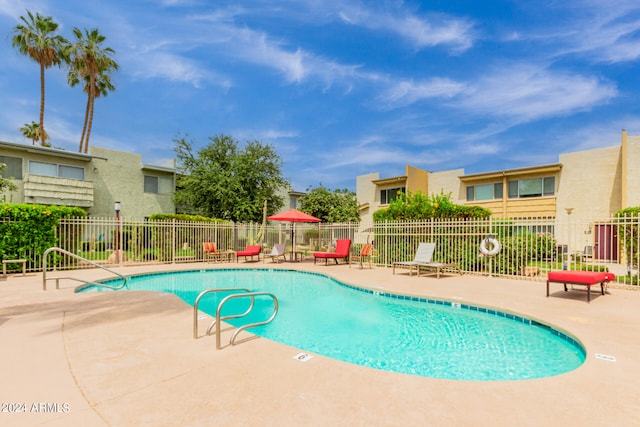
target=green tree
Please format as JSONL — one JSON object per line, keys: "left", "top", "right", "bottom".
{"left": 12, "top": 10, "right": 69, "bottom": 147}
{"left": 174, "top": 134, "right": 288, "bottom": 222}
{"left": 19, "top": 121, "right": 50, "bottom": 146}
{"left": 67, "top": 27, "right": 118, "bottom": 153}
{"left": 299, "top": 186, "right": 360, "bottom": 222}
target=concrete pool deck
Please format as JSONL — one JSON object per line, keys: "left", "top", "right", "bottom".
{"left": 1, "top": 262, "right": 639, "bottom": 426}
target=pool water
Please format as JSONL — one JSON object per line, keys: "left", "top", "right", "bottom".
{"left": 91, "top": 269, "right": 585, "bottom": 381}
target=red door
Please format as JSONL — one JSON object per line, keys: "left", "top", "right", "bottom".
{"left": 594, "top": 224, "right": 618, "bottom": 262}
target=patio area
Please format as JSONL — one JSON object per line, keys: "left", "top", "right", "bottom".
{"left": 1, "top": 261, "right": 639, "bottom": 426}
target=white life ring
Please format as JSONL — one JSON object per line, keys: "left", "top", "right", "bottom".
{"left": 480, "top": 237, "right": 501, "bottom": 256}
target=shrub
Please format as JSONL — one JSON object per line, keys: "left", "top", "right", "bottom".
{"left": 373, "top": 191, "right": 491, "bottom": 221}
{"left": 615, "top": 207, "right": 640, "bottom": 269}
{"left": 0, "top": 203, "right": 86, "bottom": 263}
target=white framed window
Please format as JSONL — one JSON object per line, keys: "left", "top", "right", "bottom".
{"left": 0, "top": 155, "right": 22, "bottom": 179}
{"left": 28, "top": 161, "right": 85, "bottom": 180}
{"left": 144, "top": 175, "right": 173, "bottom": 194}
{"left": 508, "top": 177, "right": 555, "bottom": 198}
{"left": 380, "top": 187, "right": 404, "bottom": 204}
{"left": 466, "top": 183, "right": 503, "bottom": 201}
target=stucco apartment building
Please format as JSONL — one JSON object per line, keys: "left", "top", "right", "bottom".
{"left": 357, "top": 130, "right": 640, "bottom": 223}
{"left": 0, "top": 141, "right": 175, "bottom": 218}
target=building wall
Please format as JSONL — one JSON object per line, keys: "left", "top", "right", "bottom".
{"left": 0, "top": 141, "right": 175, "bottom": 218}
{"left": 557, "top": 145, "right": 621, "bottom": 219}
{"left": 355, "top": 131, "right": 640, "bottom": 220}
{"left": 405, "top": 165, "right": 428, "bottom": 194}
{"left": 90, "top": 147, "right": 174, "bottom": 218}
{"left": 356, "top": 172, "right": 379, "bottom": 224}
{"left": 428, "top": 169, "right": 465, "bottom": 202}
{"left": 626, "top": 135, "right": 640, "bottom": 207}
{"left": 1, "top": 141, "right": 93, "bottom": 206}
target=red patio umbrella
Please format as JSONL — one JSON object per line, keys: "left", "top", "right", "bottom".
{"left": 267, "top": 209, "right": 321, "bottom": 223}
{"left": 267, "top": 209, "right": 320, "bottom": 260}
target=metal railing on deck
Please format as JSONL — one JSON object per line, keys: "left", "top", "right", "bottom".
{"left": 42, "top": 247, "right": 127, "bottom": 291}
{"left": 1, "top": 214, "right": 636, "bottom": 285}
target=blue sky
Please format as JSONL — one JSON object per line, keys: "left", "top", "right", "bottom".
{"left": 1, "top": 0, "right": 640, "bottom": 192}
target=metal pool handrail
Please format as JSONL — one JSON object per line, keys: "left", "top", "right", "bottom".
{"left": 42, "top": 247, "right": 128, "bottom": 291}
{"left": 215, "top": 292, "right": 279, "bottom": 350}
{"left": 193, "top": 288, "right": 251, "bottom": 339}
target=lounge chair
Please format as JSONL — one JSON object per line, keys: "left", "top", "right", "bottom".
{"left": 236, "top": 245, "right": 262, "bottom": 262}
{"left": 313, "top": 239, "right": 351, "bottom": 265}
{"left": 203, "top": 242, "right": 223, "bottom": 262}
{"left": 349, "top": 244, "right": 373, "bottom": 269}
{"left": 393, "top": 242, "right": 461, "bottom": 278}
{"left": 263, "top": 244, "right": 287, "bottom": 263}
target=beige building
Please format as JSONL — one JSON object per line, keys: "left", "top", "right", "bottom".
{"left": 0, "top": 141, "right": 175, "bottom": 218}
{"left": 357, "top": 130, "right": 640, "bottom": 223}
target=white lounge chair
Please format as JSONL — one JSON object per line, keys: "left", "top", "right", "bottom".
{"left": 263, "top": 244, "right": 287, "bottom": 263}
{"left": 393, "top": 242, "right": 461, "bottom": 278}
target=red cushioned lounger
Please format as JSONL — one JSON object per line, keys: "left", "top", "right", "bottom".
{"left": 546, "top": 271, "right": 615, "bottom": 302}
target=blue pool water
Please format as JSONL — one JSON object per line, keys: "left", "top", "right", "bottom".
{"left": 87, "top": 269, "right": 585, "bottom": 381}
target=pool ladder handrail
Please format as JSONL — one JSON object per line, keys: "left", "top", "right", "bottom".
{"left": 193, "top": 288, "right": 278, "bottom": 349}
{"left": 42, "top": 247, "right": 128, "bottom": 291}
{"left": 193, "top": 288, "right": 251, "bottom": 339}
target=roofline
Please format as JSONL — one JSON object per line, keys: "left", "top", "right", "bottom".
{"left": 142, "top": 164, "right": 176, "bottom": 173}
{"left": 0, "top": 140, "right": 93, "bottom": 162}
{"left": 372, "top": 176, "right": 407, "bottom": 185}
{"left": 459, "top": 164, "right": 563, "bottom": 182}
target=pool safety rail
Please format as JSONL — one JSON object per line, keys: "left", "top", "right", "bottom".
{"left": 42, "top": 247, "right": 128, "bottom": 291}
{"left": 193, "top": 288, "right": 279, "bottom": 349}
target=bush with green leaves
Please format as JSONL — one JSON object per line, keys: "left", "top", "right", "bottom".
{"left": 615, "top": 206, "right": 640, "bottom": 269}
{"left": 373, "top": 191, "right": 491, "bottom": 221}
{"left": 0, "top": 203, "right": 86, "bottom": 264}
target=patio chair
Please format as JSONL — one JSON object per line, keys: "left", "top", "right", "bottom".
{"left": 203, "top": 242, "right": 223, "bottom": 262}
{"left": 236, "top": 245, "right": 262, "bottom": 262}
{"left": 349, "top": 244, "right": 373, "bottom": 269}
{"left": 313, "top": 239, "right": 351, "bottom": 265}
{"left": 582, "top": 245, "right": 594, "bottom": 261}
{"left": 263, "top": 244, "right": 287, "bottom": 263}
{"left": 393, "top": 242, "right": 461, "bottom": 278}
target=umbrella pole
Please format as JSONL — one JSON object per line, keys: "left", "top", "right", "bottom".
{"left": 291, "top": 224, "right": 295, "bottom": 261}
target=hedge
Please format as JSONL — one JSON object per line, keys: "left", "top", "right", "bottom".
{"left": 0, "top": 203, "right": 86, "bottom": 264}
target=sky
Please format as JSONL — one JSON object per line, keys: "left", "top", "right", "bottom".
{"left": 1, "top": 0, "right": 640, "bottom": 192}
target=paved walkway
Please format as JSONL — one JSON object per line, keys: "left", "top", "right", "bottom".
{"left": 1, "top": 262, "right": 639, "bottom": 426}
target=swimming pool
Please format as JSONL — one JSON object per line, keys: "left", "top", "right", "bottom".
{"left": 86, "top": 268, "right": 586, "bottom": 381}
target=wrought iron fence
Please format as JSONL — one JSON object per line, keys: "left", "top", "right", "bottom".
{"left": 1, "top": 214, "right": 638, "bottom": 285}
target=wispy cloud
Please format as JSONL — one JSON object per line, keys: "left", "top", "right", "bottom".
{"left": 455, "top": 64, "right": 618, "bottom": 121}
{"left": 337, "top": 3, "right": 475, "bottom": 52}
{"left": 127, "top": 51, "right": 228, "bottom": 89}
{"left": 193, "top": 20, "right": 362, "bottom": 87}
{"left": 511, "top": 0, "right": 640, "bottom": 64}
{"left": 377, "top": 77, "right": 467, "bottom": 107}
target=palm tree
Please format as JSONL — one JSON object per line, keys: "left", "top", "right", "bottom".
{"left": 19, "top": 121, "right": 50, "bottom": 145}
{"left": 68, "top": 27, "right": 118, "bottom": 153}
{"left": 12, "top": 10, "right": 69, "bottom": 147}
{"left": 68, "top": 68, "right": 116, "bottom": 153}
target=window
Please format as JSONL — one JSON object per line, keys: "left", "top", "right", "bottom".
{"left": 59, "top": 165, "right": 84, "bottom": 180}
{"left": 380, "top": 187, "right": 404, "bottom": 204}
{"left": 466, "top": 183, "right": 503, "bottom": 201}
{"left": 0, "top": 155, "right": 22, "bottom": 179}
{"left": 28, "top": 161, "right": 85, "bottom": 180}
{"left": 508, "top": 177, "right": 555, "bottom": 198}
{"left": 144, "top": 175, "right": 173, "bottom": 194}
